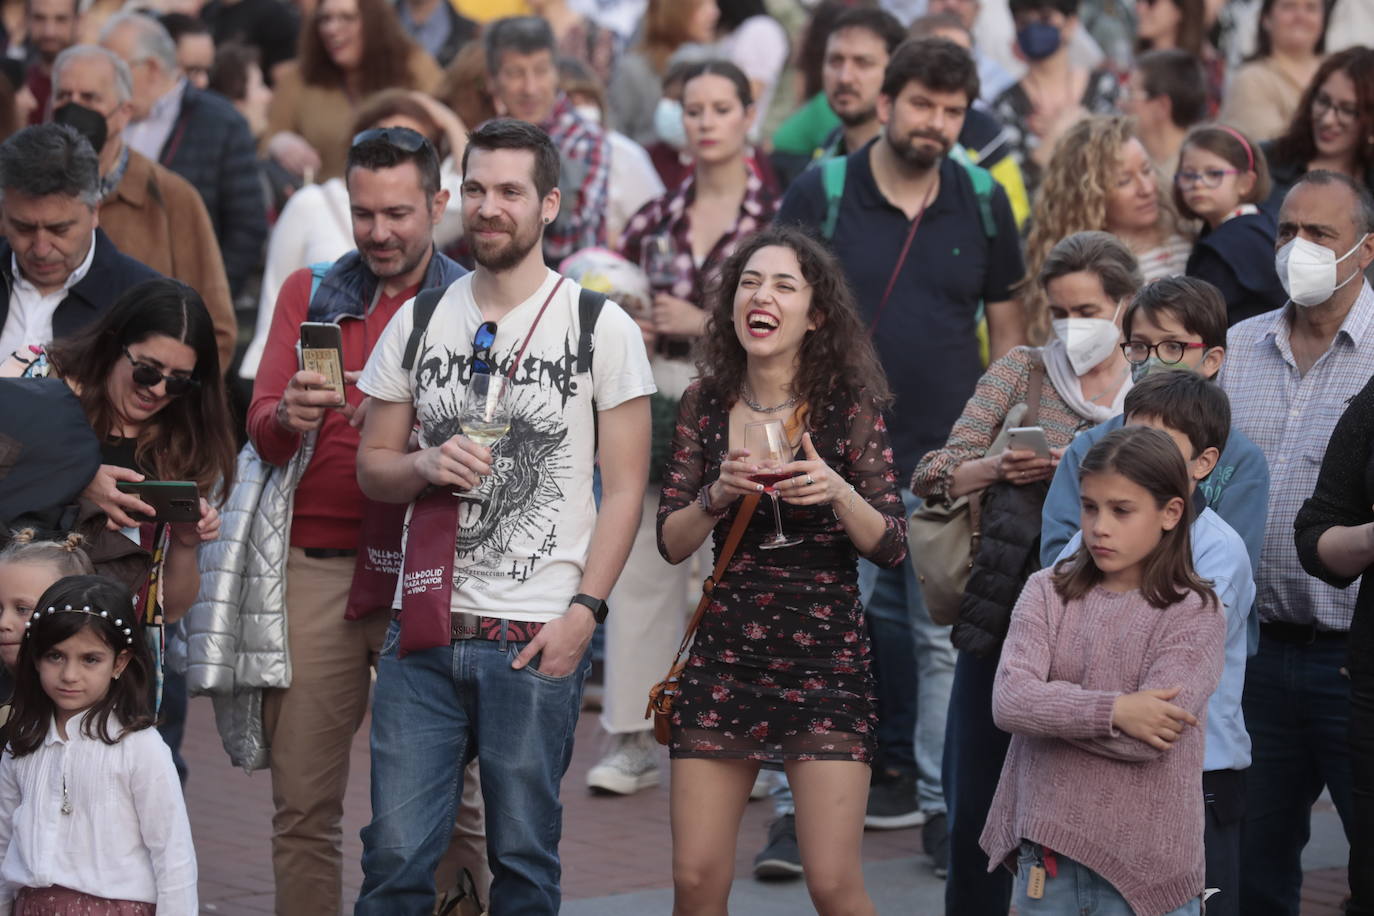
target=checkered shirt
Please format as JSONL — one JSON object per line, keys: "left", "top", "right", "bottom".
{"left": 541, "top": 93, "right": 610, "bottom": 264}
{"left": 1220, "top": 281, "right": 1374, "bottom": 629}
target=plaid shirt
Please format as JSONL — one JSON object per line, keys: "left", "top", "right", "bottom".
{"left": 1221, "top": 281, "right": 1374, "bottom": 630}
{"left": 618, "top": 164, "right": 777, "bottom": 307}
{"left": 541, "top": 93, "right": 610, "bottom": 264}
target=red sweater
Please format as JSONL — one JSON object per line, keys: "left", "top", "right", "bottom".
{"left": 247, "top": 267, "right": 418, "bottom": 549}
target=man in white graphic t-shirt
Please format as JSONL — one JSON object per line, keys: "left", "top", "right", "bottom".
{"left": 354, "top": 118, "right": 654, "bottom": 915}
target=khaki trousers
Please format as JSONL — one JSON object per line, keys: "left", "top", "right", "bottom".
{"left": 263, "top": 548, "right": 490, "bottom": 915}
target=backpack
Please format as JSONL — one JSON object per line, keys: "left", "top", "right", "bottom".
{"left": 818, "top": 147, "right": 999, "bottom": 242}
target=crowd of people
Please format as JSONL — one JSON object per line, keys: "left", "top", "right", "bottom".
{"left": 0, "top": 0, "right": 1369, "bottom": 913}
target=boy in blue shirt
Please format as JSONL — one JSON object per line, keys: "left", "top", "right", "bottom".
{"left": 1054, "top": 370, "right": 1256, "bottom": 916}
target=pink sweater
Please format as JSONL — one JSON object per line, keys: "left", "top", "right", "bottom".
{"left": 980, "top": 569, "right": 1225, "bottom": 916}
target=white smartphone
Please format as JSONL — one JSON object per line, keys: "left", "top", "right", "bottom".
{"left": 1005, "top": 426, "right": 1052, "bottom": 459}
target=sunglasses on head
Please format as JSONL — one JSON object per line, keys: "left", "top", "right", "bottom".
{"left": 123, "top": 348, "right": 198, "bottom": 397}
{"left": 471, "top": 321, "right": 497, "bottom": 376}
{"left": 351, "top": 126, "right": 432, "bottom": 154}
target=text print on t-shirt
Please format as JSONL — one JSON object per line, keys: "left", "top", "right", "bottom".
{"left": 413, "top": 334, "right": 584, "bottom": 586}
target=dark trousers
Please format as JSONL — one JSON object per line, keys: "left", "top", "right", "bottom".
{"left": 1351, "top": 669, "right": 1374, "bottom": 916}
{"left": 155, "top": 667, "right": 189, "bottom": 785}
{"left": 943, "top": 648, "right": 1013, "bottom": 915}
{"left": 1239, "top": 632, "right": 1354, "bottom": 915}
{"left": 1202, "top": 769, "right": 1245, "bottom": 916}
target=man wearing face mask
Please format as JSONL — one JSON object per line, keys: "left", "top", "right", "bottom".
{"left": 50, "top": 44, "right": 237, "bottom": 370}
{"left": 988, "top": 0, "right": 1122, "bottom": 200}
{"left": 1220, "top": 169, "right": 1374, "bottom": 913}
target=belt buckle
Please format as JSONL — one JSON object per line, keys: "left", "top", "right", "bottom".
{"left": 452, "top": 612, "right": 481, "bottom": 640}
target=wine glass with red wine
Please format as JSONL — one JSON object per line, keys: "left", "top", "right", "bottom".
{"left": 745, "top": 419, "right": 802, "bottom": 550}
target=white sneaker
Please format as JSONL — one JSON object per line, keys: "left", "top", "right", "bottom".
{"left": 586, "top": 731, "right": 661, "bottom": 795}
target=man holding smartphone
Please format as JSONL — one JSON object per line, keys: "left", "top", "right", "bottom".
{"left": 243, "top": 127, "right": 468, "bottom": 916}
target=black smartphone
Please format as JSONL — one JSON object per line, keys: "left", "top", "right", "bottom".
{"left": 300, "top": 321, "right": 345, "bottom": 402}
{"left": 115, "top": 480, "right": 201, "bottom": 524}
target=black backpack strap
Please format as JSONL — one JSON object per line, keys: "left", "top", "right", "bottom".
{"left": 401, "top": 287, "right": 447, "bottom": 372}
{"left": 577, "top": 288, "right": 607, "bottom": 375}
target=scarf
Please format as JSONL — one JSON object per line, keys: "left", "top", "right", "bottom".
{"left": 1043, "top": 337, "right": 1131, "bottom": 425}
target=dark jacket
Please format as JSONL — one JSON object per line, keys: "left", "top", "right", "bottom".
{"left": 951, "top": 480, "right": 1048, "bottom": 658}
{"left": 1261, "top": 140, "right": 1374, "bottom": 218}
{"left": 1186, "top": 210, "right": 1287, "bottom": 326}
{"left": 429, "top": 2, "right": 478, "bottom": 68}
{"left": 0, "top": 228, "right": 160, "bottom": 344}
{"left": 159, "top": 85, "right": 267, "bottom": 298}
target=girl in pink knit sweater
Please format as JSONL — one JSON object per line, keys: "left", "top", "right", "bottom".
{"left": 980, "top": 426, "right": 1226, "bottom": 916}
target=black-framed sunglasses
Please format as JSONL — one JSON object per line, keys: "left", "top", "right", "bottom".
{"left": 351, "top": 126, "right": 432, "bottom": 154}
{"left": 122, "top": 348, "right": 199, "bottom": 396}
{"left": 471, "top": 321, "right": 497, "bottom": 376}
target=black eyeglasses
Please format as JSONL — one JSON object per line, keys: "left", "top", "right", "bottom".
{"left": 471, "top": 321, "right": 497, "bottom": 375}
{"left": 1120, "top": 340, "right": 1207, "bottom": 365}
{"left": 351, "top": 126, "right": 432, "bottom": 154}
{"left": 122, "top": 348, "right": 199, "bottom": 396}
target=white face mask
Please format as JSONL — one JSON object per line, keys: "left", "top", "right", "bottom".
{"left": 574, "top": 104, "right": 602, "bottom": 125}
{"left": 653, "top": 97, "right": 687, "bottom": 150}
{"left": 1052, "top": 300, "right": 1123, "bottom": 375}
{"left": 1275, "top": 233, "right": 1370, "bottom": 308}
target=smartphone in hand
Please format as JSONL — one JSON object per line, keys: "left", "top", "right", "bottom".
{"left": 300, "top": 322, "right": 345, "bottom": 402}
{"left": 1005, "top": 426, "right": 1052, "bottom": 459}
{"left": 115, "top": 481, "right": 201, "bottom": 524}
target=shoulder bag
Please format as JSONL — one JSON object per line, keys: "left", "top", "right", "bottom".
{"left": 645, "top": 491, "right": 761, "bottom": 745}
{"left": 910, "top": 349, "right": 1044, "bottom": 626}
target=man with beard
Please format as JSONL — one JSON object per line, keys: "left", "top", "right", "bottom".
{"left": 354, "top": 118, "right": 653, "bottom": 915}
{"left": 776, "top": 36, "right": 1025, "bottom": 879}
{"left": 22, "top": 0, "right": 79, "bottom": 125}
{"left": 246, "top": 126, "right": 467, "bottom": 916}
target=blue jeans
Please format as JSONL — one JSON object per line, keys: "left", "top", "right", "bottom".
{"left": 944, "top": 649, "right": 1013, "bottom": 915}
{"left": 355, "top": 621, "right": 589, "bottom": 916}
{"left": 858, "top": 490, "right": 954, "bottom": 813}
{"left": 1013, "top": 842, "right": 1199, "bottom": 916}
{"left": 1239, "top": 632, "right": 1354, "bottom": 915}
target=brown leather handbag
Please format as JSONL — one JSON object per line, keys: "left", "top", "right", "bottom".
{"left": 646, "top": 492, "right": 762, "bottom": 746}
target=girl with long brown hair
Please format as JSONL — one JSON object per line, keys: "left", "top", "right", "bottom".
{"left": 982, "top": 425, "right": 1223, "bottom": 915}
{"left": 656, "top": 225, "right": 904, "bottom": 915}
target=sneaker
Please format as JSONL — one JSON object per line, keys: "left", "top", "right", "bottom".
{"left": 586, "top": 731, "right": 660, "bottom": 795}
{"left": 864, "top": 769, "right": 925, "bottom": 829}
{"left": 922, "top": 812, "right": 949, "bottom": 878}
{"left": 753, "top": 814, "right": 804, "bottom": 879}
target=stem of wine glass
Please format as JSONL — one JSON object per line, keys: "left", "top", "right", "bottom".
{"left": 768, "top": 491, "right": 788, "bottom": 541}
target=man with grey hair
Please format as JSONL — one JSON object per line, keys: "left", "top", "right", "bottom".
{"left": 100, "top": 11, "right": 266, "bottom": 300}
{"left": 0, "top": 124, "right": 158, "bottom": 363}
{"left": 51, "top": 43, "right": 236, "bottom": 368}
{"left": 483, "top": 16, "right": 608, "bottom": 264}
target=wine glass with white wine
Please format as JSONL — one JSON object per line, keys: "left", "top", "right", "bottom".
{"left": 456, "top": 372, "right": 512, "bottom": 503}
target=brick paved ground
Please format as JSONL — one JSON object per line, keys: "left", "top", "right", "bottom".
{"left": 183, "top": 695, "right": 1352, "bottom": 915}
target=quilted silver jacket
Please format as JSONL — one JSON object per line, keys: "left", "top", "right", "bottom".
{"left": 184, "top": 436, "right": 315, "bottom": 771}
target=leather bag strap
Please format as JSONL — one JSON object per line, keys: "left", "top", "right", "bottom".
{"left": 669, "top": 492, "right": 762, "bottom": 663}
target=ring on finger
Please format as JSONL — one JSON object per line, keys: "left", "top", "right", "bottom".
{"left": 805, "top": 475, "right": 814, "bottom": 486}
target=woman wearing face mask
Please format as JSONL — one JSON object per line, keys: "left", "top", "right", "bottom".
{"left": 990, "top": 0, "right": 1121, "bottom": 201}
{"left": 1021, "top": 115, "right": 1190, "bottom": 343}
{"left": 607, "top": 0, "right": 718, "bottom": 148}
{"left": 912, "top": 230, "right": 1142, "bottom": 913}
{"left": 1263, "top": 47, "right": 1374, "bottom": 220}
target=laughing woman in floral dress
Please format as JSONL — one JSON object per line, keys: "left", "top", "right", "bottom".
{"left": 656, "top": 225, "right": 907, "bottom": 916}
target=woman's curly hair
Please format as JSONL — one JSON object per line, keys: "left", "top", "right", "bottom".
{"left": 1019, "top": 114, "right": 1177, "bottom": 343}
{"left": 695, "top": 225, "right": 892, "bottom": 422}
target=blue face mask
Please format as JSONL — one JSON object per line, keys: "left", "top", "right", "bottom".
{"left": 1016, "top": 22, "right": 1062, "bottom": 61}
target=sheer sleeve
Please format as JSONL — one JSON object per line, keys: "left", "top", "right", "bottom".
{"left": 657, "top": 382, "right": 717, "bottom": 560}
{"left": 843, "top": 390, "right": 908, "bottom": 569}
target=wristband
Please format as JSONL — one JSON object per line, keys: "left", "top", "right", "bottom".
{"left": 698, "top": 480, "right": 730, "bottom": 517}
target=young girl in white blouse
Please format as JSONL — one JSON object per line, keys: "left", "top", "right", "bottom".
{"left": 0, "top": 574, "right": 196, "bottom": 915}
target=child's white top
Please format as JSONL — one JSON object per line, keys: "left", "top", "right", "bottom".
{"left": 0, "top": 712, "right": 197, "bottom": 914}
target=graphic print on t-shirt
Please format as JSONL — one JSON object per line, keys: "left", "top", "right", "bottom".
{"left": 414, "top": 336, "right": 580, "bottom": 589}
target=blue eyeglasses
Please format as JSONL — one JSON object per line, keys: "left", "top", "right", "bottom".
{"left": 471, "top": 321, "right": 497, "bottom": 375}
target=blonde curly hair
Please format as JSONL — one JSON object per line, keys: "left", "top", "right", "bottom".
{"left": 1019, "top": 114, "right": 1179, "bottom": 343}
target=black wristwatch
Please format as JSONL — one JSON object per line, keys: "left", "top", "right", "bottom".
{"left": 570, "top": 593, "right": 608, "bottom": 624}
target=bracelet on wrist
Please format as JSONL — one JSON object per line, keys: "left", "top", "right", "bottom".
{"left": 831, "top": 483, "right": 858, "bottom": 519}
{"left": 698, "top": 481, "right": 731, "bottom": 517}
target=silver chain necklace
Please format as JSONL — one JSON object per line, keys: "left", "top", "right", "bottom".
{"left": 741, "top": 382, "right": 800, "bottom": 414}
